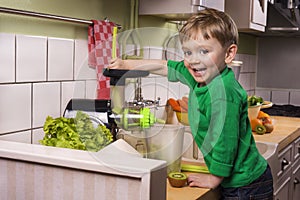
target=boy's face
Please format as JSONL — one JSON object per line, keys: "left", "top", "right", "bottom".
{"left": 182, "top": 33, "right": 236, "bottom": 85}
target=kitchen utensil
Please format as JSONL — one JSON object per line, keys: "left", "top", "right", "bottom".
{"left": 117, "top": 124, "right": 185, "bottom": 174}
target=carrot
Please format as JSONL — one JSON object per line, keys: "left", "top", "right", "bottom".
{"left": 177, "top": 99, "right": 188, "bottom": 112}
{"left": 167, "top": 98, "right": 181, "bottom": 112}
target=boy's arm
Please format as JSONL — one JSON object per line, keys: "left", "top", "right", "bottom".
{"left": 109, "top": 58, "right": 168, "bottom": 76}
{"left": 187, "top": 173, "right": 223, "bottom": 189}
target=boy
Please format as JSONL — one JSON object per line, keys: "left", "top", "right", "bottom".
{"left": 109, "top": 8, "right": 273, "bottom": 199}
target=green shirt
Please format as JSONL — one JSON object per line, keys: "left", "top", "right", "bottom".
{"left": 167, "top": 60, "right": 267, "bottom": 188}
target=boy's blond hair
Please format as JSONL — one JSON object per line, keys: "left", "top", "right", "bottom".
{"left": 179, "top": 8, "right": 239, "bottom": 48}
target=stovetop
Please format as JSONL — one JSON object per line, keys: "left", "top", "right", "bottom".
{"left": 263, "top": 104, "right": 300, "bottom": 118}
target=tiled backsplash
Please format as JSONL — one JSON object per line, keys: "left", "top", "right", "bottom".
{"left": 3, "top": 32, "right": 297, "bottom": 145}
{"left": 0, "top": 33, "right": 97, "bottom": 144}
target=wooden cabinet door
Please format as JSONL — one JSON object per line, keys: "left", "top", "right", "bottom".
{"left": 292, "top": 162, "right": 300, "bottom": 200}
{"left": 274, "top": 176, "right": 291, "bottom": 200}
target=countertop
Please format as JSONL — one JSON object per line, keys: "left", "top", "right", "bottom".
{"left": 167, "top": 116, "right": 300, "bottom": 200}
{"left": 0, "top": 139, "right": 166, "bottom": 178}
{"left": 252, "top": 116, "right": 300, "bottom": 151}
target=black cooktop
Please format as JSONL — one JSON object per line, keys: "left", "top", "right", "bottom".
{"left": 263, "top": 104, "right": 300, "bottom": 118}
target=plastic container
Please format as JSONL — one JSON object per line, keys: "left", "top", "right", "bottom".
{"left": 117, "top": 124, "right": 185, "bottom": 174}
{"left": 248, "top": 104, "right": 262, "bottom": 120}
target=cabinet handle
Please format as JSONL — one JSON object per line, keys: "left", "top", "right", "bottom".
{"left": 294, "top": 178, "right": 300, "bottom": 185}
{"left": 281, "top": 158, "right": 289, "bottom": 170}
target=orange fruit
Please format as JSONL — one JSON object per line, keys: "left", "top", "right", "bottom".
{"left": 250, "top": 118, "right": 263, "bottom": 132}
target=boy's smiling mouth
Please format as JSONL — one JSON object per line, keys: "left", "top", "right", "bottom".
{"left": 190, "top": 66, "right": 207, "bottom": 77}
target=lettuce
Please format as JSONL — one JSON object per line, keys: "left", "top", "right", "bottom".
{"left": 40, "top": 111, "right": 113, "bottom": 152}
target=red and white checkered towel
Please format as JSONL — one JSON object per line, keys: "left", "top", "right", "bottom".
{"left": 88, "top": 20, "right": 118, "bottom": 99}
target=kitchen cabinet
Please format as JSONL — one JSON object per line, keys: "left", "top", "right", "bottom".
{"left": 225, "top": 0, "right": 268, "bottom": 32}
{"left": 292, "top": 137, "right": 300, "bottom": 200}
{"left": 139, "top": 0, "right": 225, "bottom": 20}
{"left": 273, "top": 136, "right": 300, "bottom": 200}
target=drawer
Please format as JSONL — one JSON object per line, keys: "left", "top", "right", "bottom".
{"left": 293, "top": 137, "right": 300, "bottom": 162}
{"left": 277, "top": 144, "right": 292, "bottom": 180}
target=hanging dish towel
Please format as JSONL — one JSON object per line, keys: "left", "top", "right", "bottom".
{"left": 88, "top": 20, "right": 117, "bottom": 99}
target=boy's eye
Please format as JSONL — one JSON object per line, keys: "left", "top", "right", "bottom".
{"left": 200, "top": 49, "right": 209, "bottom": 55}
{"left": 184, "top": 51, "right": 192, "bottom": 56}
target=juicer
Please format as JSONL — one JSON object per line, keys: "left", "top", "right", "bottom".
{"left": 103, "top": 68, "right": 164, "bottom": 131}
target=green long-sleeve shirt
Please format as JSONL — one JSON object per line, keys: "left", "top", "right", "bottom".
{"left": 167, "top": 60, "right": 267, "bottom": 188}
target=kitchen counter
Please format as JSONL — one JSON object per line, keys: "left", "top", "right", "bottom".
{"left": 0, "top": 139, "right": 167, "bottom": 200}
{"left": 252, "top": 116, "right": 300, "bottom": 151}
{"left": 167, "top": 116, "right": 300, "bottom": 200}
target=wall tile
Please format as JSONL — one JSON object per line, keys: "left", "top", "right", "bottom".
{"left": 255, "top": 89, "right": 271, "bottom": 101}
{"left": 239, "top": 73, "right": 251, "bottom": 91}
{"left": 290, "top": 91, "right": 300, "bottom": 106}
{"left": 74, "top": 39, "right": 97, "bottom": 80}
{"left": 239, "top": 54, "right": 250, "bottom": 73}
{"left": 179, "top": 84, "right": 189, "bottom": 98}
{"left": 149, "top": 46, "right": 163, "bottom": 59}
{"left": 16, "top": 35, "right": 47, "bottom": 82}
{"left": 168, "top": 82, "right": 181, "bottom": 99}
{"left": 143, "top": 46, "right": 150, "bottom": 59}
{"left": 155, "top": 77, "right": 169, "bottom": 106}
{"left": 32, "top": 128, "right": 44, "bottom": 145}
{"left": 86, "top": 80, "right": 98, "bottom": 99}
{"left": 33, "top": 82, "right": 60, "bottom": 127}
{"left": 0, "top": 33, "right": 15, "bottom": 83}
{"left": 61, "top": 81, "right": 85, "bottom": 114}
{"left": 249, "top": 55, "right": 257, "bottom": 72}
{"left": 271, "top": 90, "right": 289, "bottom": 105}
{"left": 249, "top": 73, "right": 256, "bottom": 90}
{"left": 48, "top": 37, "right": 74, "bottom": 81}
{"left": 0, "top": 84, "right": 31, "bottom": 133}
{"left": 0, "top": 131, "right": 31, "bottom": 144}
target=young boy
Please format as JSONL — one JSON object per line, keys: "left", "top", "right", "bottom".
{"left": 109, "top": 8, "right": 273, "bottom": 199}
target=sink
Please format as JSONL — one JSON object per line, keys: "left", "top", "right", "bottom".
{"left": 255, "top": 141, "right": 278, "bottom": 161}
{"left": 182, "top": 131, "right": 278, "bottom": 163}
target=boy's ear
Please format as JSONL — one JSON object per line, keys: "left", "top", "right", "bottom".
{"left": 225, "top": 44, "right": 238, "bottom": 64}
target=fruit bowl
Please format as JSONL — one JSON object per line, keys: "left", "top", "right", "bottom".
{"left": 175, "top": 112, "right": 189, "bottom": 125}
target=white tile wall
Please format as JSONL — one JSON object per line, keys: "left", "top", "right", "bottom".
{"left": 85, "top": 80, "right": 98, "bottom": 99}
{"left": 0, "top": 33, "right": 97, "bottom": 142}
{"left": 255, "top": 89, "right": 272, "bottom": 101}
{"left": 48, "top": 37, "right": 74, "bottom": 81}
{"left": 0, "top": 131, "right": 31, "bottom": 143}
{"left": 271, "top": 90, "right": 290, "bottom": 105}
{"left": 16, "top": 35, "right": 47, "bottom": 82}
{"left": 61, "top": 81, "right": 85, "bottom": 114}
{"left": 32, "top": 128, "right": 44, "bottom": 144}
{"left": 33, "top": 82, "right": 61, "bottom": 127}
{"left": 148, "top": 46, "right": 163, "bottom": 59}
{"left": 0, "top": 84, "right": 31, "bottom": 133}
{"left": 0, "top": 33, "right": 15, "bottom": 83}
{"left": 290, "top": 91, "right": 300, "bottom": 106}
{"left": 74, "top": 39, "right": 97, "bottom": 80}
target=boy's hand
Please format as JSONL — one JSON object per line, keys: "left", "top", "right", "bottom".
{"left": 108, "top": 58, "right": 129, "bottom": 70}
